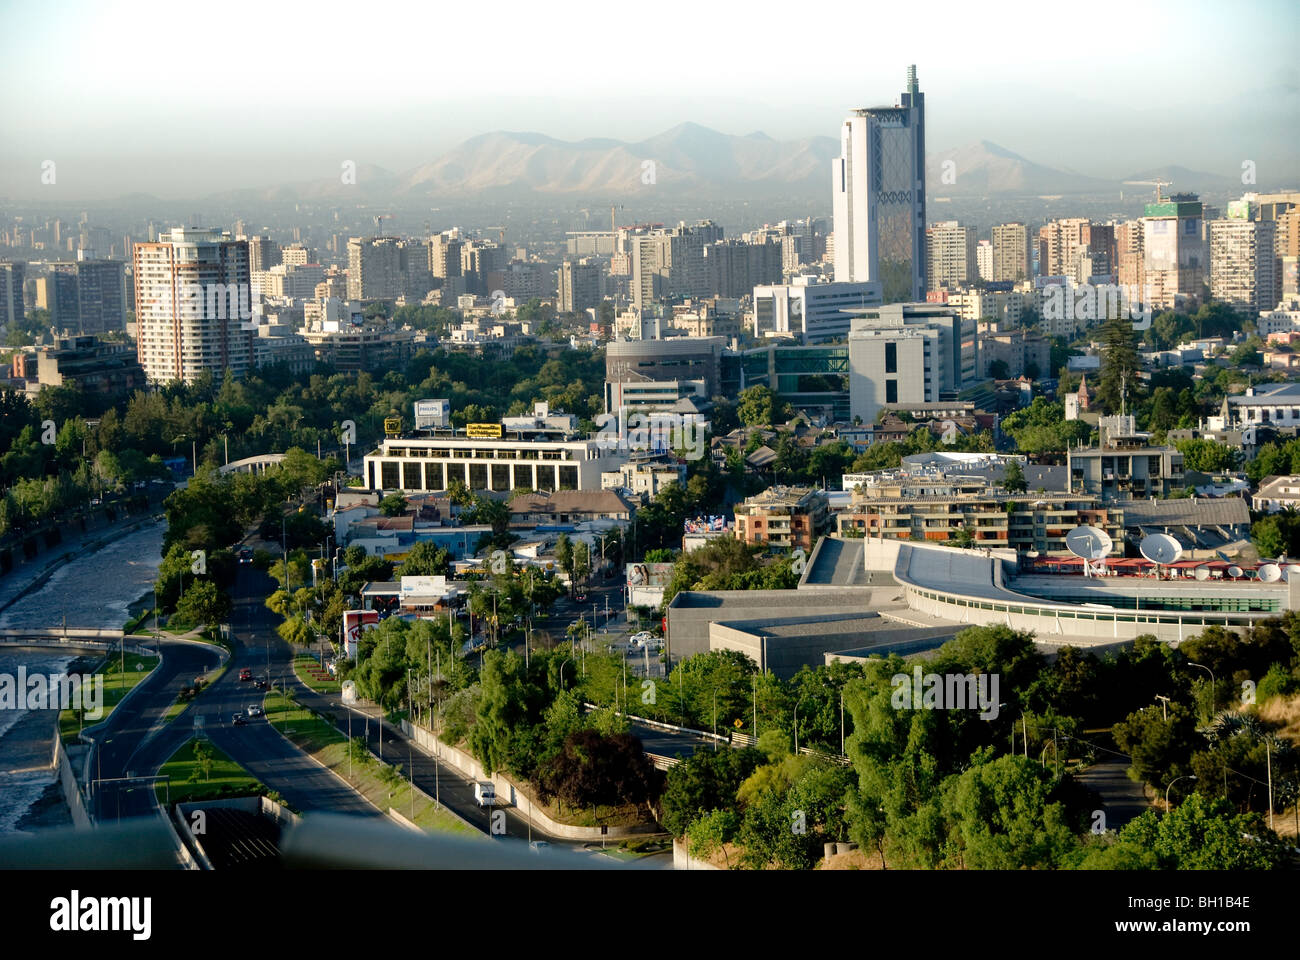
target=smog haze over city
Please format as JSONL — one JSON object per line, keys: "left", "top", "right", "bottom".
{"left": 0, "top": 0, "right": 1298, "bottom": 940}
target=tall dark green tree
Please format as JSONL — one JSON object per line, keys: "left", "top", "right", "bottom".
{"left": 1096, "top": 315, "right": 1142, "bottom": 415}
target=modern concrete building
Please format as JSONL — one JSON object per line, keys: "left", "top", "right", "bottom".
{"left": 835, "top": 481, "right": 1122, "bottom": 555}
{"left": 300, "top": 324, "right": 417, "bottom": 373}
{"left": 1066, "top": 416, "right": 1184, "bottom": 499}
{"left": 751, "top": 278, "right": 882, "bottom": 342}
{"left": 604, "top": 336, "right": 725, "bottom": 405}
{"left": 832, "top": 65, "right": 926, "bottom": 302}
{"left": 364, "top": 432, "right": 626, "bottom": 494}
{"left": 132, "top": 227, "right": 254, "bottom": 384}
{"left": 32, "top": 334, "right": 145, "bottom": 395}
{"left": 845, "top": 302, "right": 978, "bottom": 424}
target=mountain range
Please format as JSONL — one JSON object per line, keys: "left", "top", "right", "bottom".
{"left": 209, "top": 125, "right": 1244, "bottom": 205}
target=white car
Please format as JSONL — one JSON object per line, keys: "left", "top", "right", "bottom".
{"left": 629, "top": 632, "right": 653, "bottom": 647}
{"left": 247, "top": 705, "right": 263, "bottom": 717}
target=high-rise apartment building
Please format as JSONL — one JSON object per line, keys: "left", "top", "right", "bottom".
{"left": 0, "top": 262, "right": 26, "bottom": 329}
{"left": 558, "top": 259, "right": 604, "bottom": 314}
{"left": 832, "top": 65, "right": 927, "bottom": 302}
{"left": 704, "top": 238, "right": 783, "bottom": 299}
{"left": 133, "top": 227, "right": 254, "bottom": 384}
{"left": 925, "top": 221, "right": 977, "bottom": 291}
{"left": 1210, "top": 216, "right": 1277, "bottom": 316}
{"left": 1116, "top": 220, "right": 1144, "bottom": 292}
{"left": 631, "top": 222, "right": 716, "bottom": 309}
{"left": 990, "top": 222, "right": 1030, "bottom": 283}
{"left": 1142, "top": 194, "right": 1205, "bottom": 311}
{"left": 37, "top": 265, "right": 81, "bottom": 328}
{"left": 246, "top": 235, "right": 281, "bottom": 273}
{"left": 428, "top": 232, "right": 463, "bottom": 278}
{"left": 1037, "top": 218, "right": 1090, "bottom": 279}
{"left": 347, "top": 237, "right": 404, "bottom": 300}
{"left": 73, "top": 258, "right": 128, "bottom": 334}
{"left": 976, "top": 241, "right": 994, "bottom": 282}
{"left": 281, "top": 243, "right": 311, "bottom": 267}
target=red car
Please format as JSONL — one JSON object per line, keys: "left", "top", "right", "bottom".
{"left": 239, "top": 668, "right": 253, "bottom": 682}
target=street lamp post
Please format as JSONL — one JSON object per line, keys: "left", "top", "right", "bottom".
{"left": 1186, "top": 661, "right": 1216, "bottom": 711}
{"left": 1165, "top": 775, "right": 1197, "bottom": 810}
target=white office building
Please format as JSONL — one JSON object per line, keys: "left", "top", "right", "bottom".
{"left": 752, "top": 278, "right": 882, "bottom": 342}
{"left": 846, "top": 303, "right": 977, "bottom": 423}
{"left": 831, "top": 65, "right": 927, "bottom": 303}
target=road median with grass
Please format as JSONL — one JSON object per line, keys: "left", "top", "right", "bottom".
{"left": 58, "top": 651, "right": 159, "bottom": 744}
{"left": 153, "top": 737, "right": 273, "bottom": 808}
{"left": 264, "top": 688, "right": 476, "bottom": 837}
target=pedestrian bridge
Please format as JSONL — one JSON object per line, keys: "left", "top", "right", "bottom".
{"left": 0, "top": 628, "right": 155, "bottom": 655}
{"left": 219, "top": 454, "right": 286, "bottom": 475}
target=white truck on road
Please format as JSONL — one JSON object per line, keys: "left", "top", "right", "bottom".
{"left": 474, "top": 781, "right": 496, "bottom": 807}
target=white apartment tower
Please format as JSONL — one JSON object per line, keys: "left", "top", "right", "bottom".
{"left": 832, "top": 65, "right": 927, "bottom": 303}
{"left": 1210, "top": 216, "right": 1277, "bottom": 316}
{"left": 133, "top": 227, "right": 254, "bottom": 384}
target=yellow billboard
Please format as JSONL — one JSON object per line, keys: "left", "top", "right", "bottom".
{"left": 466, "top": 422, "right": 503, "bottom": 439}
{"left": 384, "top": 417, "right": 402, "bottom": 436}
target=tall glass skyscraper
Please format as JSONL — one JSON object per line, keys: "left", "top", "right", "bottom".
{"left": 832, "top": 65, "right": 927, "bottom": 303}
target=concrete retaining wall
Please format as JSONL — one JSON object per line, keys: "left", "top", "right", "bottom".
{"left": 54, "top": 739, "right": 92, "bottom": 831}
{"left": 400, "top": 719, "right": 658, "bottom": 840}
{"left": 673, "top": 838, "right": 722, "bottom": 870}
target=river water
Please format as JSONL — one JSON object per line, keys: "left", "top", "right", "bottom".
{"left": 0, "top": 522, "right": 166, "bottom": 834}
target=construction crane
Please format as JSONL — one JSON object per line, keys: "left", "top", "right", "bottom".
{"left": 1122, "top": 179, "right": 1172, "bottom": 203}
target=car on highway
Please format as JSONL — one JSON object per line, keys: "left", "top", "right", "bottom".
{"left": 238, "top": 547, "right": 254, "bottom": 564}
{"left": 232, "top": 713, "right": 246, "bottom": 725}
{"left": 247, "top": 705, "right": 263, "bottom": 717}
{"left": 254, "top": 678, "right": 268, "bottom": 689}
{"left": 629, "top": 632, "right": 654, "bottom": 646}
{"left": 474, "top": 781, "right": 496, "bottom": 807}
{"left": 239, "top": 668, "right": 253, "bottom": 682}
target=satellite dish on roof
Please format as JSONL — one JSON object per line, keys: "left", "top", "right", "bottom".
{"left": 1194, "top": 566, "right": 1210, "bottom": 581}
{"left": 1065, "top": 525, "right": 1112, "bottom": 561}
{"left": 1287, "top": 563, "right": 1300, "bottom": 581}
{"left": 1140, "top": 533, "right": 1183, "bottom": 566}
{"left": 1228, "top": 565, "right": 1243, "bottom": 579}
{"left": 1259, "top": 562, "right": 1282, "bottom": 583}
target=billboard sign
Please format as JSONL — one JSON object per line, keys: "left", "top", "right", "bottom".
{"left": 625, "top": 562, "right": 675, "bottom": 588}
{"left": 466, "top": 422, "right": 503, "bottom": 439}
{"left": 400, "top": 575, "right": 447, "bottom": 597}
{"left": 415, "top": 399, "right": 450, "bottom": 429}
{"left": 341, "top": 609, "right": 379, "bottom": 659}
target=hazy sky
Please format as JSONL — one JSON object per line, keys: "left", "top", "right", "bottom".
{"left": 1, "top": 0, "right": 1297, "bottom": 200}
